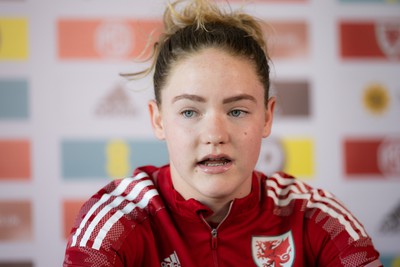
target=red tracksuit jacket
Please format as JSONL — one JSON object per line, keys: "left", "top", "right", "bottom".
{"left": 64, "top": 165, "right": 382, "bottom": 267}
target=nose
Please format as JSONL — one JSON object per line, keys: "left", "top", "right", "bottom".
{"left": 200, "top": 113, "right": 229, "bottom": 145}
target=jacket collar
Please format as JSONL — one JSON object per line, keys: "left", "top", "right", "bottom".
{"left": 145, "top": 165, "right": 263, "bottom": 222}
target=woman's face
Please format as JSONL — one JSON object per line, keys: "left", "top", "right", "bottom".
{"left": 149, "top": 48, "right": 275, "bottom": 205}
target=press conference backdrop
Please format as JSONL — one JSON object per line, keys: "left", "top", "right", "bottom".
{"left": 0, "top": 0, "right": 399, "bottom": 266}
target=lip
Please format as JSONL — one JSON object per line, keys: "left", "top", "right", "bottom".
{"left": 197, "top": 154, "right": 233, "bottom": 174}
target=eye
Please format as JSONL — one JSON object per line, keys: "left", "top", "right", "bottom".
{"left": 181, "top": 110, "right": 197, "bottom": 118}
{"left": 229, "top": 109, "right": 247, "bottom": 117}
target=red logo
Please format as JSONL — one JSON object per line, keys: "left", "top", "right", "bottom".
{"left": 252, "top": 231, "right": 294, "bottom": 267}
{"left": 340, "top": 19, "right": 400, "bottom": 60}
{"left": 0, "top": 140, "right": 31, "bottom": 180}
{"left": 344, "top": 137, "right": 400, "bottom": 178}
{"left": 376, "top": 20, "right": 400, "bottom": 60}
{"left": 58, "top": 19, "right": 162, "bottom": 60}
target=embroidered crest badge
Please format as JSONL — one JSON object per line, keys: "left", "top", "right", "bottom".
{"left": 252, "top": 231, "right": 295, "bottom": 267}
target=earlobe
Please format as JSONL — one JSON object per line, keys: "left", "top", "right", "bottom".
{"left": 148, "top": 100, "right": 166, "bottom": 140}
{"left": 263, "top": 97, "right": 275, "bottom": 138}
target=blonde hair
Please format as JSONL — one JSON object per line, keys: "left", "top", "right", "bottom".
{"left": 125, "top": 0, "right": 270, "bottom": 105}
{"left": 163, "top": 0, "right": 268, "bottom": 52}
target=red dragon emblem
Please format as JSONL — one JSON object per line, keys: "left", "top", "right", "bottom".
{"left": 252, "top": 232, "right": 294, "bottom": 267}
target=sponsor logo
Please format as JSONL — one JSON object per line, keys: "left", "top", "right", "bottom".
{"left": 380, "top": 200, "right": 400, "bottom": 234}
{"left": 378, "top": 138, "right": 400, "bottom": 176}
{"left": 257, "top": 138, "right": 285, "bottom": 176}
{"left": 106, "top": 140, "right": 131, "bottom": 178}
{"left": 63, "top": 200, "right": 85, "bottom": 239}
{"left": 282, "top": 138, "right": 314, "bottom": 178}
{"left": 263, "top": 21, "right": 309, "bottom": 60}
{"left": 271, "top": 81, "right": 311, "bottom": 118}
{"left": 362, "top": 83, "right": 390, "bottom": 115}
{"left": 58, "top": 19, "right": 162, "bottom": 60}
{"left": 95, "top": 84, "right": 135, "bottom": 117}
{"left": 340, "top": 19, "right": 400, "bottom": 60}
{"left": 62, "top": 139, "right": 168, "bottom": 180}
{"left": 376, "top": 20, "right": 400, "bottom": 59}
{"left": 95, "top": 20, "right": 133, "bottom": 58}
{"left": 0, "top": 18, "right": 28, "bottom": 60}
{"left": 257, "top": 137, "right": 314, "bottom": 179}
{"left": 0, "top": 80, "right": 29, "bottom": 119}
{"left": 0, "top": 140, "right": 30, "bottom": 180}
{"left": 0, "top": 201, "right": 32, "bottom": 241}
{"left": 252, "top": 231, "right": 295, "bottom": 267}
{"left": 344, "top": 137, "right": 400, "bottom": 177}
{"left": 161, "top": 251, "right": 181, "bottom": 267}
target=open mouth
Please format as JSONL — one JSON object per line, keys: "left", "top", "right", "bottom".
{"left": 198, "top": 157, "right": 232, "bottom": 167}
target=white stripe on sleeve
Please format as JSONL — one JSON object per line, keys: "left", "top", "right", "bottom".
{"left": 91, "top": 189, "right": 159, "bottom": 250}
{"left": 70, "top": 172, "right": 148, "bottom": 247}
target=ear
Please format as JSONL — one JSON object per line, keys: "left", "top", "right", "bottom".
{"left": 262, "top": 97, "right": 275, "bottom": 138}
{"left": 148, "top": 100, "right": 166, "bottom": 140}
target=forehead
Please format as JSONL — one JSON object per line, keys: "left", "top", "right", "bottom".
{"left": 162, "top": 48, "right": 263, "bottom": 101}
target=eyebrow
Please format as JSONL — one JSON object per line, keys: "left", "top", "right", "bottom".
{"left": 172, "top": 93, "right": 257, "bottom": 104}
{"left": 222, "top": 94, "right": 257, "bottom": 104}
{"left": 172, "top": 94, "right": 206, "bottom": 104}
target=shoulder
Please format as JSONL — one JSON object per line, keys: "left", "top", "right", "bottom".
{"left": 66, "top": 168, "right": 164, "bottom": 254}
{"left": 265, "top": 171, "right": 313, "bottom": 201}
{"left": 265, "top": 171, "right": 319, "bottom": 210}
{"left": 264, "top": 172, "right": 382, "bottom": 266}
{"left": 265, "top": 172, "right": 368, "bottom": 241}
{"left": 266, "top": 171, "right": 340, "bottom": 207}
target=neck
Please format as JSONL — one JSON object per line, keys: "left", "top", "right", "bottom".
{"left": 203, "top": 199, "right": 232, "bottom": 224}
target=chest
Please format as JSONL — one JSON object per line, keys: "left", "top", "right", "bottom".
{"left": 150, "top": 207, "right": 310, "bottom": 267}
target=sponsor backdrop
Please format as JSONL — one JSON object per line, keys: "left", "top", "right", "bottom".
{"left": 0, "top": 0, "right": 399, "bottom": 266}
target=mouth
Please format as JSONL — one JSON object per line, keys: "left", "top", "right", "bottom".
{"left": 197, "top": 155, "right": 233, "bottom": 168}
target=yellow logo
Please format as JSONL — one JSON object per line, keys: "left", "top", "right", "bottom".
{"left": 363, "top": 83, "right": 390, "bottom": 115}
{"left": 281, "top": 138, "right": 314, "bottom": 179}
{"left": 106, "top": 140, "right": 130, "bottom": 178}
{"left": 391, "top": 256, "right": 400, "bottom": 267}
{"left": 0, "top": 18, "right": 28, "bottom": 60}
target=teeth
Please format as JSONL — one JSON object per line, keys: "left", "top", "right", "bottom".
{"left": 204, "top": 162, "right": 226, "bottom": 167}
{"left": 201, "top": 158, "right": 230, "bottom": 167}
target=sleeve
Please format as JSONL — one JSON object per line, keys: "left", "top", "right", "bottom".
{"left": 63, "top": 226, "right": 146, "bottom": 267}
{"left": 304, "top": 189, "right": 382, "bottom": 267}
{"left": 63, "top": 246, "right": 123, "bottom": 267}
{"left": 62, "top": 179, "right": 149, "bottom": 267}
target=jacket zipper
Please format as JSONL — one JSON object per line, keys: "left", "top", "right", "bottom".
{"left": 211, "top": 228, "right": 219, "bottom": 266}
{"left": 201, "top": 202, "right": 234, "bottom": 267}
{"left": 211, "top": 228, "right": 218, "bottom": 249}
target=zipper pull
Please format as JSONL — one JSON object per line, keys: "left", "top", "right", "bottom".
{"left": 211, "top": 228, "right": 218, "bottom": 249}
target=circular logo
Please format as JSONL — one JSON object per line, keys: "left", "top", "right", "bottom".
{"left": 95, "top": 20, "right": 133, "bottom": 58}
{"left": 363, "top": 83, "right": 390, "bottom": 115}
{"left": 375, "top": 20, "right": 400, "bottom": 60}
{"left": 378, "top": 138, "right": 400, "bottom": 177}
{"left": 256, "top": 138, "right": 285, "bottom": 175}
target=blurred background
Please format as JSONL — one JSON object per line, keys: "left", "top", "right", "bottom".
{"left": 0, "top": 0, "right": 399, "bottom": 266}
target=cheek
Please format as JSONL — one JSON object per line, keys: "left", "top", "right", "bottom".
{"left": 164, "top": 121, "right": 195, "bottom": 149}
{"left": 171, "top": 118, "right": 199, "bottom": 139}
{"left": 163, "top": 116, "right": 186, "bottom": 137}
{"left": 243, "top": 120, "right": 265, "bottom": 139}
{"left": 239, "top": 127, "right": 263, "bottom": 153}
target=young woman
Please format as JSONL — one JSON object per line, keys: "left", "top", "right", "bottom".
{"left": 64, "top": 0, "right": 382, "bottom": 266}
